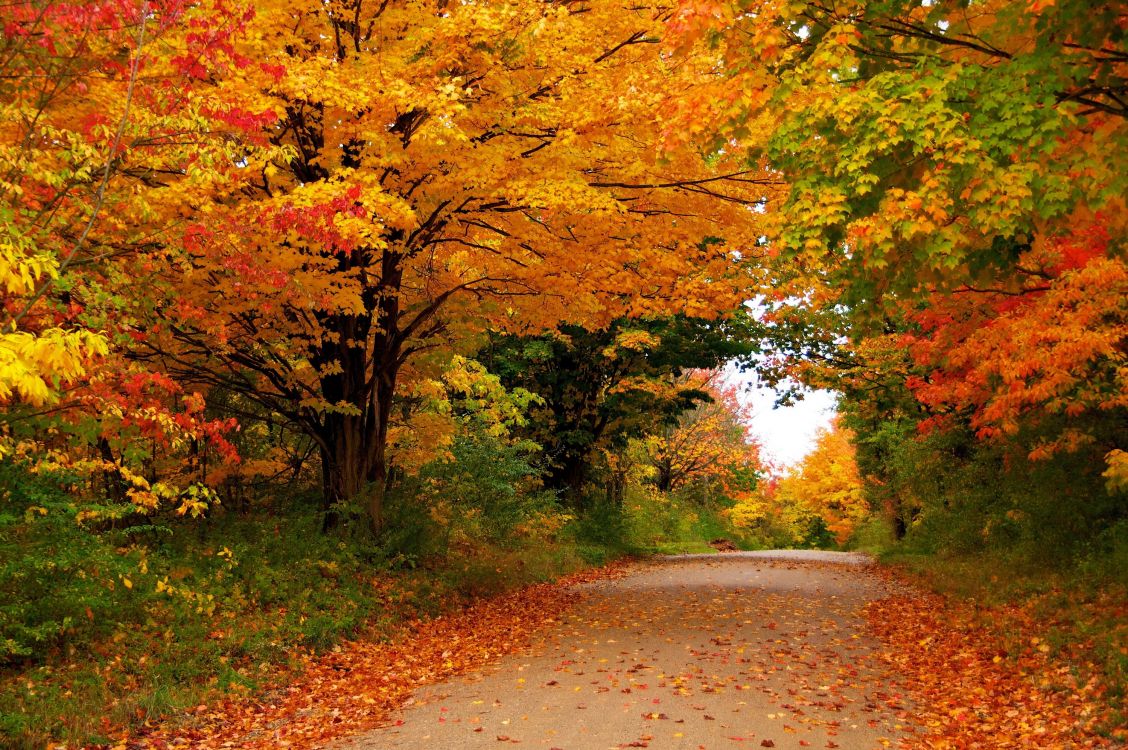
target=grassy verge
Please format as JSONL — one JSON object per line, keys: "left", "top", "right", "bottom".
{"left": 883, "top": 550, "right": 1126, "bottom": 730}
{"left": 0, "top": 507, "right": 622, "bottom": 749}
{"left": 865, "top": 529, "right": 1128, "bottom": 739}
{"left": 1, "top": 458, "right": 772, "bottom": 748}
{"left": 618, "top": 486, "right": 769, "bottom": 554}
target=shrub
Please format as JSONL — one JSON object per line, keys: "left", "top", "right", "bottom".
{"left": 0, "top": 464, "right": 142, "bottom": 663}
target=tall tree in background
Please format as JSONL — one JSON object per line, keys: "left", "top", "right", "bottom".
{"left": 648, "top": 370, "right": 761, "bottom": 495}
{"left": 776, "top": 422, "right": 868, "bottom": 545}
{"left": 482, "top": 315, "right": 759, "bottom": 503}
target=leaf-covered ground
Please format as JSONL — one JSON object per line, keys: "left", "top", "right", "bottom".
{"left": 866, "top": 571, "right": 1127, "bottom": 749}
{"left": 115, "top": 564, "right": 631, "bottom": 750}
{"left": 101, "top": 554, "right": 1125, "bottom": 750}
{"left": 342, "top": 551, "right": 911, "bottom": 750}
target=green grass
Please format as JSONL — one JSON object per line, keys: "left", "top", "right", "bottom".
{"left": 650, "top": 540, "right": 718, "bottom": 555}
{"left": 0, "top": 505, "right": 621, "bottom": 749}
{"left": 844, "top": 515, "right": 898, "bottom": 555}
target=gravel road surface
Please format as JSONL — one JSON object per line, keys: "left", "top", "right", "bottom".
{"left": 338, "top": 551, "right": 914, "bottom": 750}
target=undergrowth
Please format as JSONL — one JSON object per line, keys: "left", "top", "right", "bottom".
{"left": 862, "top": 516, "right": 1128, "bottom": 737}
{"left": 1, "top": 444, "right": 777, "bottom": 748}
{"left": 0, "top": 467, "right": 619, "bottom": 749}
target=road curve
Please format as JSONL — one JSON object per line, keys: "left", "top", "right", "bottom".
{"left": 337, "top": 551, "right": 914, "bottom": 750}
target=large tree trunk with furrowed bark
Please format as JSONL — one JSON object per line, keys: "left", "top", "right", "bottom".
{"left": 316, "top": 376, "right": 396, "bottom": 533}
{"left": 312, "top": 275, "right": 402, "bottom": 533}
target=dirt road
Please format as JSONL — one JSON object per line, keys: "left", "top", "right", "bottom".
{"left": 338, "top": 551, "right": 914, "bottom": 750}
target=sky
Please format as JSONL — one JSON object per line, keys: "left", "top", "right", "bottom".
{"left": 747, "top": 387, "right": 838, "bottom": 470}
{"left": 723, "top": 365, "right": 839, "bottom": 472}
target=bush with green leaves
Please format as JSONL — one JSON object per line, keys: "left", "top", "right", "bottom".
{"left": 0, "top": 463, "right": 144, "bottom": 663}
{"left": 422, "top": 432, "right": 558, "bottom": 546}
{"left": 861, "top": 417, "right": 1127, "bottom": 572}
{"left": 568, "top": 494, "right": 629, "bottom": 549}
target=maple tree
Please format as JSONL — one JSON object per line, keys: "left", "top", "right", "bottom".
{"left": 666, "top": 0, "right": 1127, "bottom": 508}
{"left": 903, "top": 218, "right": 1127, "bottom": 458}
{"left": 0, "top": 0, "right": 294, "bottom": 529}
{"left": 722, "top": 422, "right": 868, "bottom": 547}
{"left": 777, "top": 422, "right": 868, "bottom": 545}
{"left": 123, "top": 0, "right": 774, "bottom": 530}
{"left": 0, "top": 0, "right": 138, "bottom": 408}
{"left": 668, "top": 0, "right": 1125, "bottom": 295}
{"left": 646, "top": 370, "right": 761, "bottom": 495}
{"left": 0, "top": 0, "right": 271, "bottom": 383}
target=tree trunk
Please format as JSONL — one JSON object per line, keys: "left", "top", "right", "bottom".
{"left": 655, "top": 460, "right": 673, "bottom": 493}
{"left": 319, "top": 422, "right": 366, "bottom": 531}
{"left": 605, "top": 468, "right": 625, "bottom": 507}
{"left": 306, "top": 239, "right": 414, "bottom": 535}
{"left": 887, "top": 498, "right": 908, "bottom": 540}
{"left": 318, "top": 415, "right": 386, "bottom": 532}
{"left": 547, "top": 454, "right": 588, "bottom": 508}
{"left": 317, "top": 349, "right": 399, "bottom": 533}
{"left": 97, "top": 437, "right": 126, "bottom": 503}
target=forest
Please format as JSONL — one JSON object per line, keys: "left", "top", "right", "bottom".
{"left": 0, "top": 0, "right": 1124, "bottom": 747}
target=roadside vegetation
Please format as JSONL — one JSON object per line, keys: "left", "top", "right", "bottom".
{"left": 844, "top": 436, "right": 1128, "bottom": 739}
{"left": 0, "top": 358, "right": 782, "bottom": 747}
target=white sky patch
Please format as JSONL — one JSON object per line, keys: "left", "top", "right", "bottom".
{"left": 722, "top": 364, "right": 838, "bottom": 472}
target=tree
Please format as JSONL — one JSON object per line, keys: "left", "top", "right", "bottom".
{"left": 725, "top": 421, "right": 867, "bottom": 546}
{"left": 668, "top": 0, "right": 1125, "bottom": 297}
{"left": 130, "top": 0, "right": 774, "bottom": 530}
{"left": 0, "top": 0, "right": 273, "bottom": 497}
{"left": 648, "top": 370, "right": 761, "bottom": 495}
{"left": 481, "top": 314, "right": 759, "bottom": 503}
{"left": 904, "top": 218, "right": 1127, "bottom": 454}
{"left": 777, "top": 422, "right": 868, "bottom": 545}
{"left": 666, "top": 0, "right": 1127, "bottom": 488}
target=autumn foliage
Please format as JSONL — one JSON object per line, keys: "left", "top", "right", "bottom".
{"left": 1, "top": 0, "right": 1126, "bottom": 745}
{"left": 867, "top": 582, "right": 1123, "bottom": 748}
{"left": 126, "top": 0, "right": 773, "bottom": 530}
{"left": 727, "top": 423, "right": 868, "bottom": 547}
{"left": 904, "top": 217, "right": 1127, "bottom": 460}
{"left": 2, "top": 0, "right": 266, "bottom": 400}
{"left": 647, "top": 371, "right": 761, "bottom": 495}
{"left": 664, "top": 0, "right": 1126, "bottom": 540}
